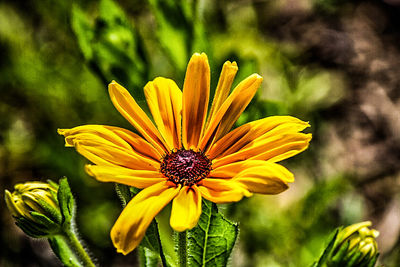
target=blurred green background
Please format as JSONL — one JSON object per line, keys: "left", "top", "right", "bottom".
{"left": 1, "top": 0, "right": 400, "bottom": 266}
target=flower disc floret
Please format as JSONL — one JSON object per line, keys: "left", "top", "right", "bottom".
{"left": 160, "top": 149, "right": 211, "bottom": 187}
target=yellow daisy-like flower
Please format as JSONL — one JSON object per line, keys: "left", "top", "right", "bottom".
{"left": 59, "top": 53, "right": 311, "bottom": 255}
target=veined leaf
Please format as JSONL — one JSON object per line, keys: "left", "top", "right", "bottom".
{"left": 182, "top": 199, "right": 238, "bottom": 267}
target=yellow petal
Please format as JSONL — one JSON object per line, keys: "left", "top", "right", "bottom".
{"left": 206, "top": 161, "right": 293, "bottom": 195}
{"left": 199, "top": 74, "right": 262, "bottom": 151}
{"left": 209, "top": 116, "right": 311, "bottom": 167}
{"left": 182, "top": 53, "right": 210, "bottom": 149}
{"left": 232, "top": 162, "right": 293, "bottom": 194}
{"left": 213, "top": 133, "right": 311, "bottom": 167}
{"left": 170, "top": 186, "right": 202, "bottom": 232}
{"left": 74, "top": 139, "right": 159, "bottom": 170}
{"left": 58, "top": 125, "right": 161, "bottom": 161}
{"left": 144, "top": 77, "right": 182, "bottom": 150}
{"left": 103, "top": 126, "right": 162, "bottom": 160}
{"left": 206, "top": 61, "right": 238, "bottom": 128}
{"left": 111, "top": 182, "right": 180, "bottom": 255}
{"left": 85, "top": 165, "right": 165, "bottom": 188}
{"left": 209, "top": 159, "right": 290, "bottom": 179}
{"left": 5, "top": 190, "right": 23, "bottom": 217}
{"left": 250, "top": 134, "right": 312, "bottom": 163}
{"left": 198, "top": 178, "right": 252, "bottom": 204}
{"left": 108, "top": 81, "right": 168, "bottom": 154}
{"left": 208, "top": 116, "right": 309, "bottom": 159}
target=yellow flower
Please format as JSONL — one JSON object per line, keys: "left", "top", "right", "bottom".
{"left": 59, "top": 53, "right": 311, "bottom": 255}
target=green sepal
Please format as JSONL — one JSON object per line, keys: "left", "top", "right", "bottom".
{"left": 29, "top": 211, "right": 61, "bottom": 234}
{"left": 182, "top": 199, "right": 238, "bottom": 267}
{"left": 36, "top": 197, "right": 62, "bottom": 224}
{"left": 312, "top": 226, "right": 379, "bottom": 267}
{"left": 57, "top": 177, "right": 75, "bottom": 226}
{"left": 367, "top": 253, "right": 379, "bottom": 267}
{"left": 313, "top": 229, "right": 339, "bottom": 267}
{"left": 114, "top": 183, "right": 132, "bottom": 208}
{"left": 15, "top": 216, "right": 48, "bottom": 238}
{"left": 331, "top": 239, "right": 350, "bottom": 264}
{"left": 48, "top": 235, "right": 82, "bottom": 267}
{"left": 347, "top": 250, "right": 364, "bottom": 266}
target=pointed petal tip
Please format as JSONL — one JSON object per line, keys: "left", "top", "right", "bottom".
{"left": 84, "top": 164, "right": 94, "bottom": 176}
{"left": 108, "top": 80, "right": 125, "bottom": 93}
{"left": 57, "top": 128, "right": 66, "bottom": 135}
{"left": 4, "top": 189, "right": 11, "bottom": 199}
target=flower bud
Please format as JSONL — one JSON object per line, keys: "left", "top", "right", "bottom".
{"left": 313, "top": 221, "right": 379, "bottom": 267}
{"left": 5, "top": 181, "right": 63, "bottom": 238}
{"left": 331, "top": 221, "right": 379, "bottom": 266}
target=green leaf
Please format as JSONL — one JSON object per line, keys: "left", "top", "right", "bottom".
{"left": 147, "top": 0, "right": 191, "bottom": 71}
{"left": 48, "top": 235, "right": 82, "bottom": 267}
{"left": 139, "top": 246, "right": 160, "bottom": 267}
{"left": 71, "top": 4, "right": 94, "bottom": 60}
{"left": 57, "top": 177, "right": 75, "bottom": 225}
{"left": 70, "top": 0, "right": 147, "bottom": 103}
{"left": 182, "top": 199, "right": 238, "bottom": 267}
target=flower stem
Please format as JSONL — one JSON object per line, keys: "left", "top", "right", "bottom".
{"left": 64, "top": 229, "right": 95, "bottom": 267}
{"left": 177, "top": 231, "right": 187, "bottom": 267}
{"left": 155, "top": 222, "right": 168, "bottom": 267}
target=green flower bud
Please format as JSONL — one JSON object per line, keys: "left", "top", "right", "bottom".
{"left": 5, "top": 181, "right": 63, "bottom": 238}
{"left": 339, "top": 222, "right": 378, "bottom": 254}
{"left": 313, "top": 221, "right": 379, "bottom": 267}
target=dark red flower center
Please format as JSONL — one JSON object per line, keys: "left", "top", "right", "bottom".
{"left": 160, "top": 149, "right": 211, "bottom": 187}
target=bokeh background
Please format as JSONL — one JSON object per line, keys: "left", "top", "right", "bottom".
{"left": 1, "top": 0, "right": 400, "bottom": 266}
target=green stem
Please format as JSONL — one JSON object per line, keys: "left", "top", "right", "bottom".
{"left": 177, "top": 231, "right": 187, "bottom": 267}
{"left": 64, "top": 229, "right": 95, "bottom": 267}
{"left": 155, "top": 222, "right": 167, "bottom": 267}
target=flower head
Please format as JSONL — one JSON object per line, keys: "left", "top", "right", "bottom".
{"left": 59, "top": 53, "right": 311, "bottom": 254}
{"left": 5, "top": 181, "right": 62, "bottom": 237}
